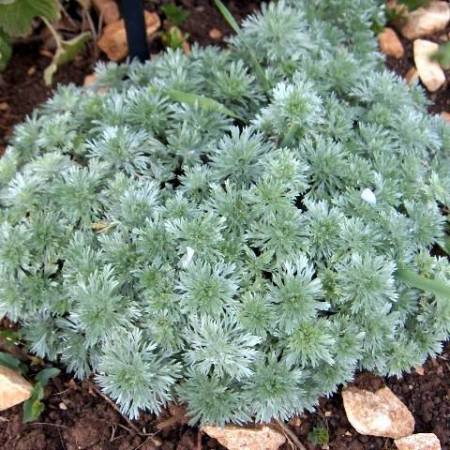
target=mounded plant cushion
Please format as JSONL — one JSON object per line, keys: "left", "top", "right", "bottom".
{"left": 1, "top": 0, "right": 450, "bottom": 424}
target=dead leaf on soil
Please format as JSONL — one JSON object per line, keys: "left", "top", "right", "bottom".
{"left": 44, "top": 32, "right": 91, "bottom": 86}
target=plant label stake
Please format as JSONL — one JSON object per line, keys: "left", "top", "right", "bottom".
{"left": 120, "top": 0, "right": 149, "bottom": 62}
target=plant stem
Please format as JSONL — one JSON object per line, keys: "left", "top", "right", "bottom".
{"left": 41, "top": 16, "right": 62, "bottom": 48}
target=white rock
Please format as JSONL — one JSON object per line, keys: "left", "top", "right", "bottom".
{"left": 361, "top": 188, "right": 377, "bottom": 205}
{"left": 378, "top": 28, "right": 405, "bottom": 58}
{"left": 202, "top": 425, "right": 286, "bottom": 450}
{"left": 395, "top": 433, "right": 441, "bottom": 450}
{"left": 400, "top": 1, "right": 450, "bottom": 40}
{"left": 180, "top": 246, "right": 195, "bottom": 268}
{"left": 413, "top": 39, "right": 446, "bottom": 92}
{"left": 342, "top": 386, "right": 415, "bottom": 439}
{"left": 0, "top": 365, "right": 33, "bottom": 411}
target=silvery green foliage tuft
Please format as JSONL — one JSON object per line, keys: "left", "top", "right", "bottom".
{"left": 1, "top": 0, "right": 450, "bottom": 425}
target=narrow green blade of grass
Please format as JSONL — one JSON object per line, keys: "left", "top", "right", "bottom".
{"left": 213, "top": 0, "right": 270, "bottom": 92}
{"left": 397, "top": 268, "right": 450, "bottom": 299}
{"left": 213, "top": 0, "right": 240, "bottom": 34}
{"left": 167, "top": 89, "right": 241, "bottom": 119}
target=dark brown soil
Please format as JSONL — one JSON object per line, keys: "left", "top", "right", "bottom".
{"left": 148, "top": 0, "right": 260, "bottom": 46}
{"left": 0, "top": 344, "right": 448, "bottom": 450}
{"left": 1, "top": 1, "right": 450, "bottom": 449}
{"left": 0, "top": 42, "right": 95, "bottom": 157}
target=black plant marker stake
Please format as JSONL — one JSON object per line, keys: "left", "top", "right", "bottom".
{"left": 120, "top": 0, "right": 149, "bottom": 62}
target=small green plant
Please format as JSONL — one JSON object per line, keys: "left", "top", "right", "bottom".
{"left": 0, "top": 350, "right": 28, "bottom": 374}
{"left": 308, "top": 425, "right": 330, "bottom": 448}
{"left": 386, "top": 0, "right": 430, "bottom": 24}
{"left": 23, "top": 366, "right": 60, "bottom": 422}
{"left": 41, "top": 16, "right": 91, "bottom": 85}
{"left": 0, "top": 349, "right": 60, "bottom": 422}
{"left": 1, "top": 0, "right": 449, "bottom": 427}
{"left": 432, "top": 41, "right": 450, "bottom": 69}
{"left": 0, "top": 0, "right": 90, "bottom": 84}
{"left": 161, "top": 3, "right": 190, "bottom": 27}
{"left": 161, "top": 2, "right": 190, "bottom": 50}
{"left": 161, "top": 26, "right": 189, "bottom": 50}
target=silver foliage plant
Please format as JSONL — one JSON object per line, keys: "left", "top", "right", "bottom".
{"left": 1, "top": 0, "right": 450, "bottom": 424}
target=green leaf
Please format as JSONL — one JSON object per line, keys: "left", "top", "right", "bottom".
{"left": 0, "top": 329, "right": 22, "bottom": 344}
{"left": 432, "top": 41, "right": 450, "bottom": 69}
{"left": 0, "top": 352, "right": 24, "bottom": 373}
{"left": 23, "top": 399, "right": 45, "bottom": 422}
{"left": 0, "top": 30, "right": 12, "bottom": 71}
{"left": 396, "top": 268, "right": 450, "bottom": 299}
{"left": 161, "top": 3, "right": 190, "bottom": 27}
{"left": 161, "top": 26, "right": 188, "bottom": 50}
{"left": 23, "top": 383, "right": 45, "bottom": 422}
{"left": 167, "top": 89, "right": 242, "bottom": 119}
{"left": 213, "top": 0, "right": 240, "bottom": 34}
{"left": 35, "top": 367, "right": 60, "bottom": 387}
{"left": 44, "top": 31, "right": 91, "bottom": 86}
{"left": 0, "top": 0, "right": 60, "bottom": 37}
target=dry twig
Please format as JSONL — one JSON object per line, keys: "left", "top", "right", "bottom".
{"left": 274, "top": 419, "right": 307, "bottom": 450}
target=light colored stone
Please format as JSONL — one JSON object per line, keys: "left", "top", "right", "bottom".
{"left": 83, "top": 73, "right": 97, "bottom": 87}
{"left": 202, "top": 425, "right": 286, "bottom": 450}
{"left": 97, "top": 11, "right": 161, "bottom": 61}
{"left": 378, "top": 28, "right": 405, "bottom": 58}
{"left": 209, "top": 28, "right": 223, "bottom": 40}
{"left": 441, "top": 111, "right": 450, "bottom": 123}
{"left": 413, "top": 39, "right": 446, "bottom": 92}
{"left": 405, "top": 67, "right": 419, "bottom": 85}
{"left": 342, "top": 386, "right": 414, "bottom": 439}
{"left": 361, "top": 188, "right": 377, "bottom": 205}
{"left": 0, "top": 365, "right": 33, "bottom": 411}
{"left": 400, "top": 1, "right": 450, "bottom": 40}
{"left": 395, "top": 433, "right": 441, "bottom": 450}
{"left": 93, "top": 0, "right": 120, "bottom": 25}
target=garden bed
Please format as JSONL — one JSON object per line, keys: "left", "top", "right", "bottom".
{"left": 0, "top": 329, "right": 448, "bottom": 450}
{"left": 0, "top": 1, "right": 449, "bottom": 450}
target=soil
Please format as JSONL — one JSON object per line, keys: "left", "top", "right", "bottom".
{"left": 0, "top": 41, "right": 95, "bottom": 156}
{"left": 0, "top": 342, "right": 448, "bottom": 450}
{"left": 0, "top": 1, "right": 449, "bottom": 449}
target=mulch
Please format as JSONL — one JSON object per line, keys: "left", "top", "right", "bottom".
{"left": 0, "top": 1, "right": 449, "bottom": 449}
